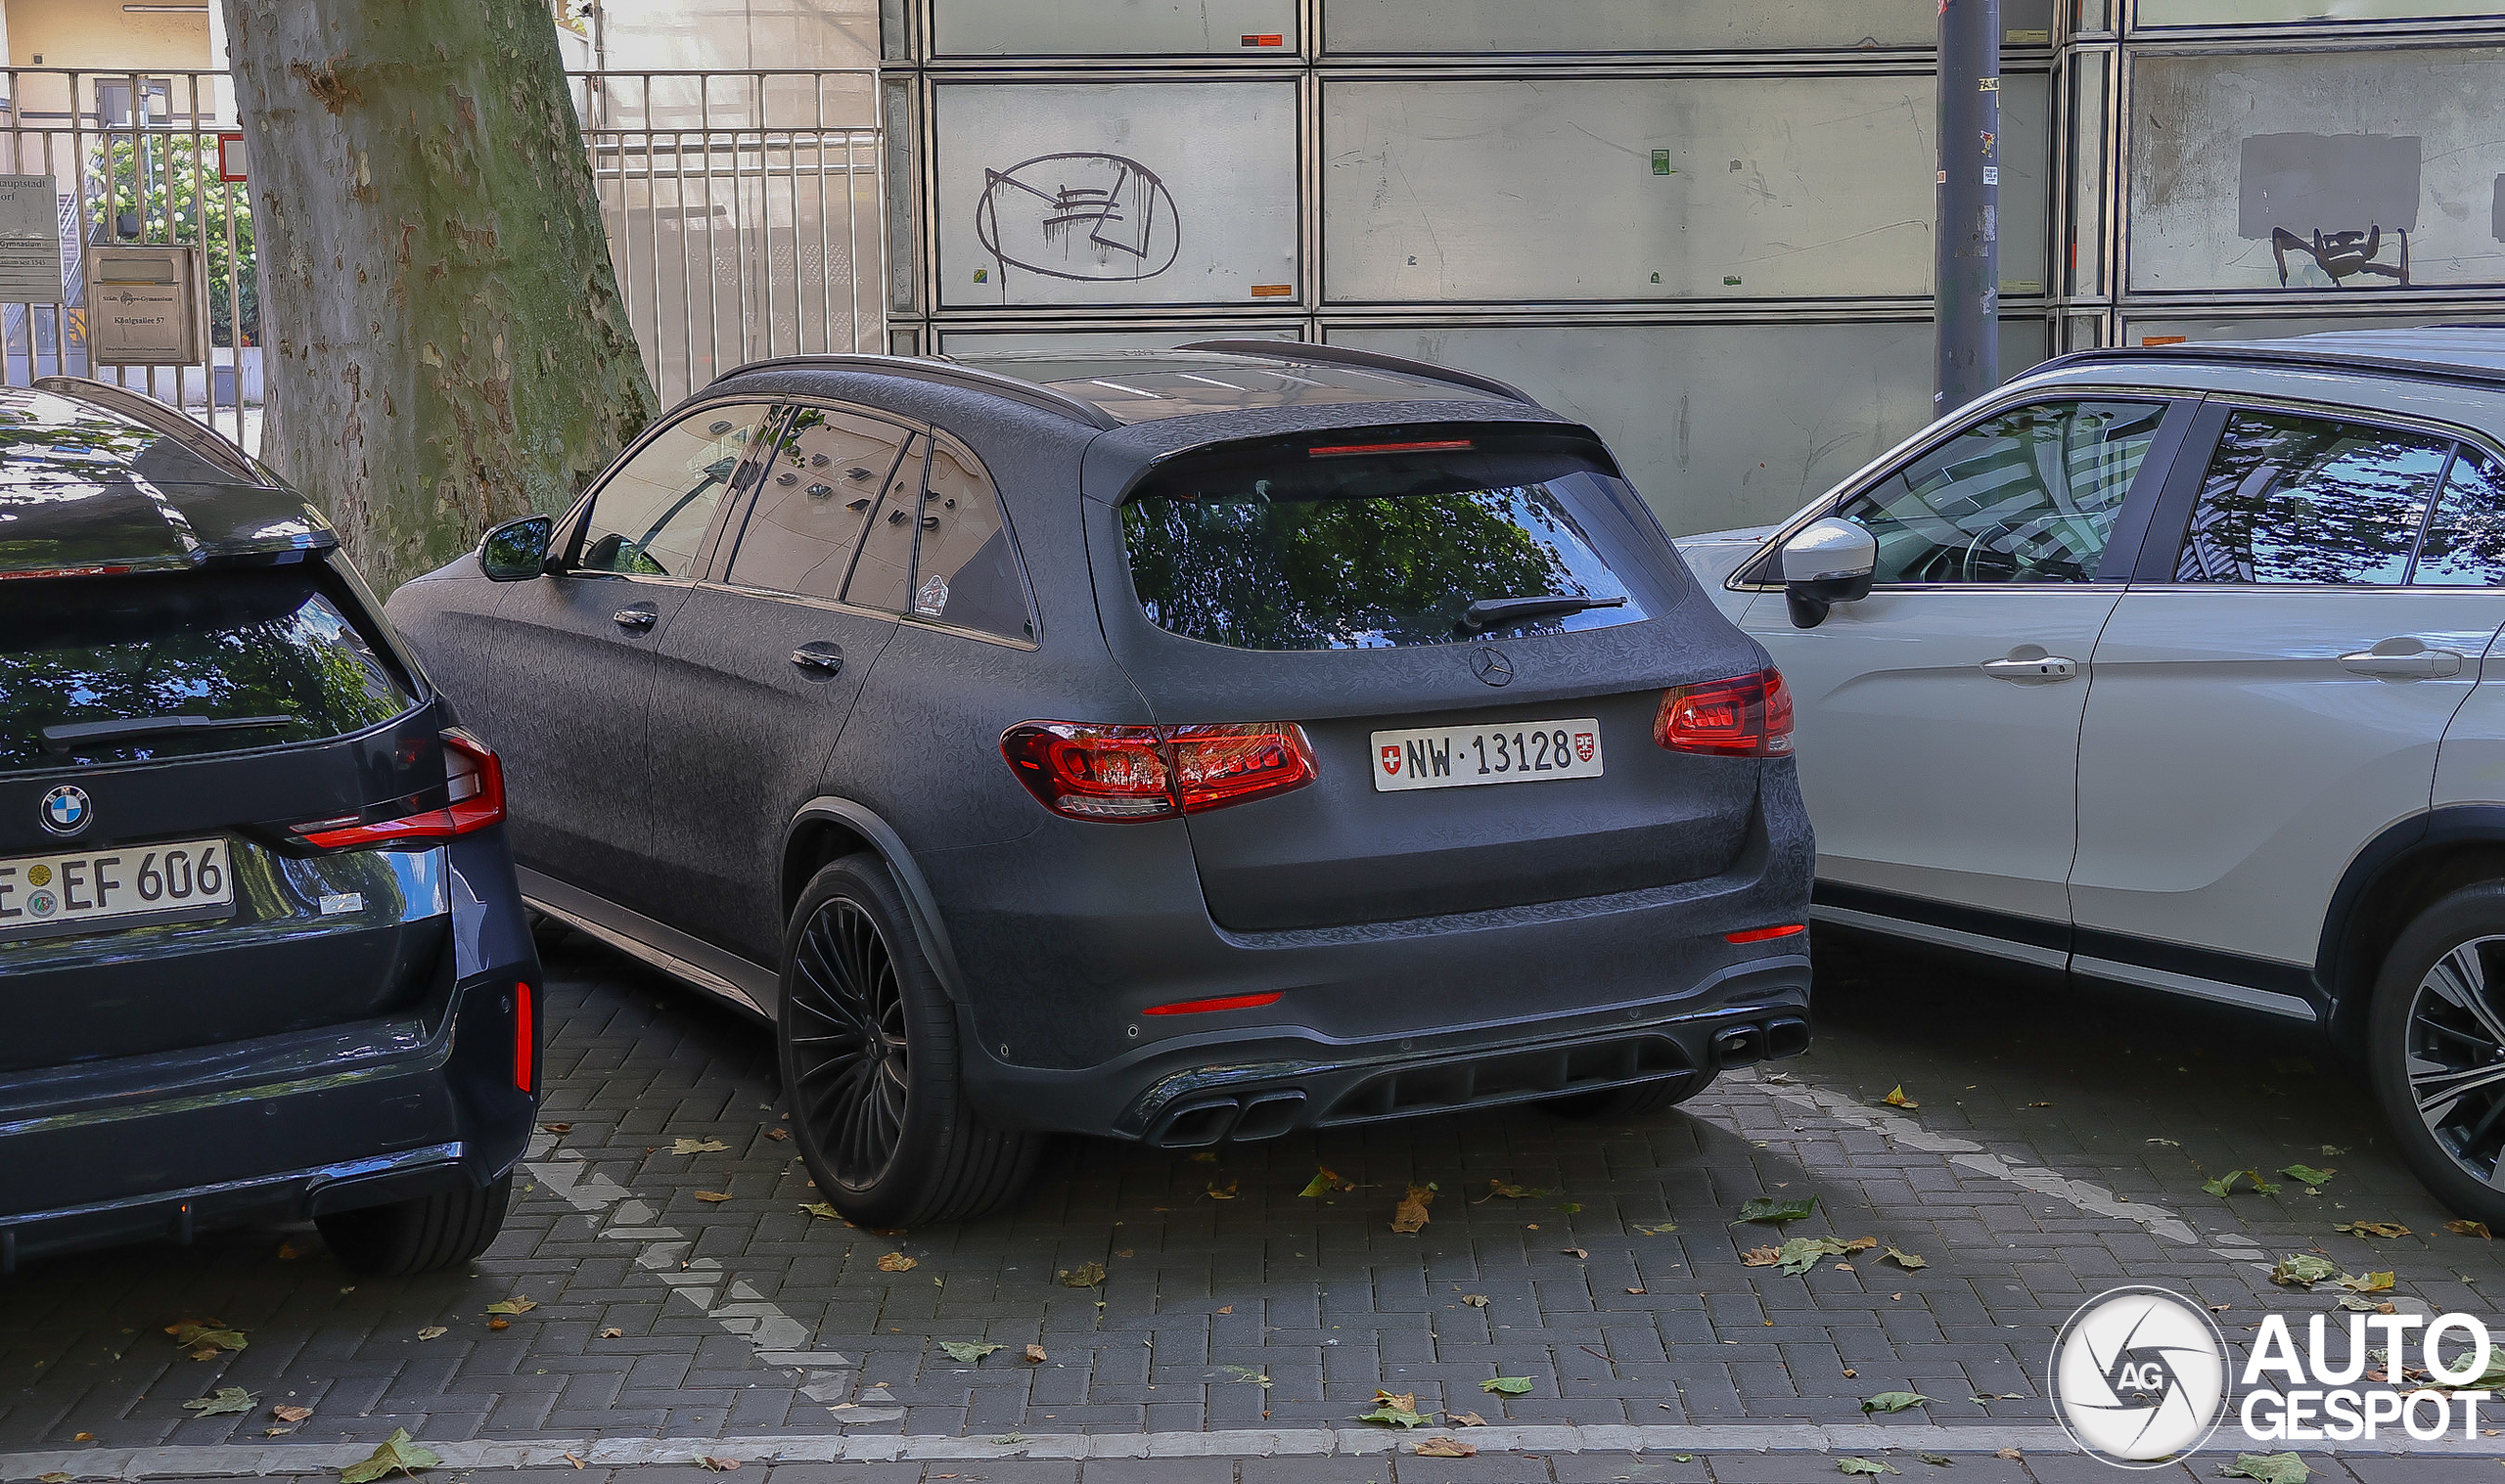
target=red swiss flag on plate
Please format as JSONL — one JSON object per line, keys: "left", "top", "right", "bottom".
{"left": 1381, "top": 744, "right": 1402, "bottom": 775}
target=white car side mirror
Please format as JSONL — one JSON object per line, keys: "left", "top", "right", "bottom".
{"left": 1781, "top": 517, "right": 1877, "bottom": 629}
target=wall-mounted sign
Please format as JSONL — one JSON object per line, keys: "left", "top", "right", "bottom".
{"left": 216, "top": 132, "right": 246, "bottom": 184}
{"left": 0, "top": 175, "right": 65, "bottom": 303}
{"left": 89, "top": 246, "right": 201, "bottom": 364}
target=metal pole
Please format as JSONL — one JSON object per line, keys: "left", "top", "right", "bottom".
{"left": 1934, "top": 0, "right": 2000, "bottom": 417}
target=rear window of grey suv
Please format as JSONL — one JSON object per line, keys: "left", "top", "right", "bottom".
{"left": 0, "top": 566, "right": 419, "bottom": 774}
{"left": 1120, "top": 434, "right": 1672, "bottom": 651}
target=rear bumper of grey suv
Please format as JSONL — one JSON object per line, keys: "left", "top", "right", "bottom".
{"left": 964, "top": 953, "right": 1807, "bottom": 1145}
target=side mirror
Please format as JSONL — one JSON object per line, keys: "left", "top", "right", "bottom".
{"left": 479, "top": 515, "right": 555, "bottom": 582}
{"left": 1780, "top": 517, "right": 1877, "bottom": 629}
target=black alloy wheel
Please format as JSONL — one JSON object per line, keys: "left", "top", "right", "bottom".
{"left": 2371, "top": 882, "right": 2505, "bottom": 1230}
{"left": 776, "top": 855, "right": 1043, "bottom": 1227}
{"left": 787, "top": 898, "right": 911, "bottom": 1187}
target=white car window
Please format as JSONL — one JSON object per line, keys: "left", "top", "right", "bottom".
{"left": 2174, "top": 410, "right": 2450, "bottom": 585}
{"left": 2411, "top": 448, "right": 2505, "bottom": 587}
{"left": 1838, "top": 400, "right": 2166, "bottom": 585}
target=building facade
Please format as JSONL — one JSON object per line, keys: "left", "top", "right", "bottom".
{"left": 861, "top": 0, "right": 2505, "bottom": 533}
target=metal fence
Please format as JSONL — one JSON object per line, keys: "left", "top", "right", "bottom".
{"left": 0, "top": 66, "right": 886, "bottom": 451}
{"left": 571, "top": 69, "right": 886, "bottom": 407}
{"left": 0, "top": 67, "right": 254, "bottom": 443}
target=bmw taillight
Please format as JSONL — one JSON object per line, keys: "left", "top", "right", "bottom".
{"left": 513, "top": 980, "right": 536, "bottom": 1094}
{"left": 1655, "top": 669, "right": 1794, "bottom": 758}
{"left": 294, "top": 729, "right": 508, "bottom": 848}
{"left": 1000, "top": 721, "right": 1317, "bottom": 823}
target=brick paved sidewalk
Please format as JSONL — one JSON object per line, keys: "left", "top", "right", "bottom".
{"left": 6, "top": 929, "right": 2503, "bottom": 1483}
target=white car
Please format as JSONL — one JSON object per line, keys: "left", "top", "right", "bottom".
{"left": 1679, "top": 327, "right": 2505, "bottom": 1225}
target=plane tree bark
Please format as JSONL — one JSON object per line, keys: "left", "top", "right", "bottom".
{"left": 222, "top": 0, "right": 654, "bottom": 594}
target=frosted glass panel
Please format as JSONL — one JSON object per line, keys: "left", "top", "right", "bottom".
{"left": 1329, "top": 323, "right": 2050, "bottom": 535}
{"left": 2129, "top": 48, "right": 2505, "bottom": 292}
{"left": 1323, "top": 74, "right": 2046, "bottom": 302}
{"left": 1324, "top": 0, "right": 2054, "bottom": 54}
{"left": 933, "top": 0, "right": 1297, "bottom": 57}
{"left": 933, "top": 82, "right": 1299, "bottom": 308}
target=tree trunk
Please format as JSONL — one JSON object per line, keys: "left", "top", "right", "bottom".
{"left": 222, "top": 0, "right": 655, "bottom": 595}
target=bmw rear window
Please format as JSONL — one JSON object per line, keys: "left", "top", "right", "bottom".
{"left": 1119, "top": 431, "right": 1681, "bottom": 652}
{"left": 0, "top": 564, "right": 421, "bottom": 775}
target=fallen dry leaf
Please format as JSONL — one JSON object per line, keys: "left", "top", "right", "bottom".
{"left": 694, "top": 1192, "right": 733, "bottom": 1204}
{"left": 876, "top": 1252, "right": 918, "bottom": 1273}
{"left": 1356, "top": 1388, "right": 1428, "bottom": 1427}
{"left": 415, "top": 1327, "right": 447, "bottom": 1341}
{"left": 798, "top": 1202, "right": 843, "bottom": 1221}
{"left": 1298, "top": 1166, "right": 1356, "bottom": 1197}
{"left": 1412, "top": 1437, "right": 1477, "bottom": 1458}
{"left": 598, "top": 1327, "right": 624, "bottom": 1339}
{"left": 276, "top": 1243, "right": 300, "bottom": 1261}
{"left": 1216, "top": 1305, "right": 1233, "bottom": 1314}
{"left": 669, "top": 1138, "right": 729, "bottom": 1155}
{"left": 1462, "top": 1293, "right": 1490, "bottom": 1307}
{"left": 38, "top": 1474, "right": 69, "bottom": 1484}
{"left": 1206, "top": 1179, "right": 1238, "bottom": 1200}
{"left": 339, "top": 1428, "right": 438, "bottom": 1483}
{"left": 72, "top": 1432, "right": 92, "bottom": 1442}
{"left": 164, "top": 1321, "right": 248, "bottom": 1356}
{"left": 1997, "top": 1449, "right": 2024, "bottom": 1460}
{"left": 695, "top": 1459, "right": 740, "bottom": 1472}
{"left": 564, "top": 1455, "right": 586, "bottom": 1470}
{"left": 1058, "top": 1262, "right": 1108, "bottom": 1287}
{"left": 1390, "top": 1185, "right": 1434, "bottom": 1235}
{"left": 182, "top": 1388, "right": 258, "bottom": 1417}
{"left": 1024, "top": 1344, "right": 1047, "bottom": 1363}
{"left": 1626, "top": 1286, "right": 1647, "bottom": 1294}
{"left": 485, "top": 1296, "right": 538, "bottom": 1316}
{"left": 273, "top": 1406, "right": 312, "bottom": 1424}
{"left": 763, "top": 1128, "right": 789, "bottom": 1142}
{"left": 1742, "top": 1245, "right": 1785, "bottom": 1267}
{"left": 487, "top": 1319, "right": 510, "bottom": 1331}
{"left": 1882, "top": 1086, "right": 1918, "bottom": 1109}
{"left": 2447, "top": 1219, "right": 2495, "bottom": 1239}
{"left": 1448, "top": 1410, "right": 1486, "bottom": 1426}
{"left": 541, "top": 1123, "right": 571, "bottom": 1135}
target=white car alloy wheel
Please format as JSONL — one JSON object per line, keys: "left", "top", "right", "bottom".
{"left": 2402, "top": 934, "right": 2505, "bottom": 1185}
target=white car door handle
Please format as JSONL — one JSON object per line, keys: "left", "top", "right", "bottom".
{"left": 2341, "top": 647, "right": 2465, "bottom": 680}
{"left": 1981, "top": 654, "right": 2078, "bottom": 684}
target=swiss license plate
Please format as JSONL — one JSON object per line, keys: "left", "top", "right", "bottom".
{"left": 0, "top": 835, "right": 234, "bottom": 941}
{"left": 1371, "top": 718, "right": 1604, "bottom": 792}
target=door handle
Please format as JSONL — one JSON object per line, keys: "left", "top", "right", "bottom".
{"left": 790, "top": 642, "right": 844, "bottom": 677}
{"left": 1981, "top": 651, "right": 2078, "bottom": 684}
{"left": 612, "top": 602, "right": 659, "bottom": 633}
{"left": 2341, "top": 644, "right": 2465, "bottom": 680}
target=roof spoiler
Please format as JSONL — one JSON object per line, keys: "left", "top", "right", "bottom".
{"left": 1177, "top": 339, "right": 1537, "bottom": 407}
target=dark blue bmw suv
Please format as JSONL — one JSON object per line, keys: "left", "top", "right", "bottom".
{"left": 0, "top": 379, "right": 537, "bottom": 1275}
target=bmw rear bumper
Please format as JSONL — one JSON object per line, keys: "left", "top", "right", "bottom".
{"left": 0, "top": 967, "right": 534, "bottom": 1272}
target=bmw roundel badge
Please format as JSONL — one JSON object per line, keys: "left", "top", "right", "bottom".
{"left": 38, "top": 784, "right": 90, "bottom": 836}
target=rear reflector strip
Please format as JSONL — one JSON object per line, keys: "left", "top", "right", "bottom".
{"left": 1307, "top": 439, "right": 1475, "bottom": 458}
{"left": 513, "top": 981, "right": 535, "bottom": 1094}
{"left": 1725, "top": 924, "right": 1807, "bottom": 944}
{"left": 1241, "top": 32, "right": 1284, "bottom": 45}
{"left": 1143, "top": 991, "right": 1284, "bottom": 1016}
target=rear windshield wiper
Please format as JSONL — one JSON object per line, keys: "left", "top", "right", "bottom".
{"left": 40, "top": 713, "right": 294, "bottom": 752}
{"left": 1456, "top": 593, "right": 1627, "bottom": 634}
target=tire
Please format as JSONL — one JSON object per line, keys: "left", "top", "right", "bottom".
{"left": 778, "top": 854, "right": 1041, "bottom": 1227}
{"left": 314, "top": 1176, "right": 512, "bottom": 1276}
{"left": 1541, "top": 1074, "right": 1710, "bottom": 1120}
{"left": 2369, "top": 880, "right": 2505, "bottom": 1230}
